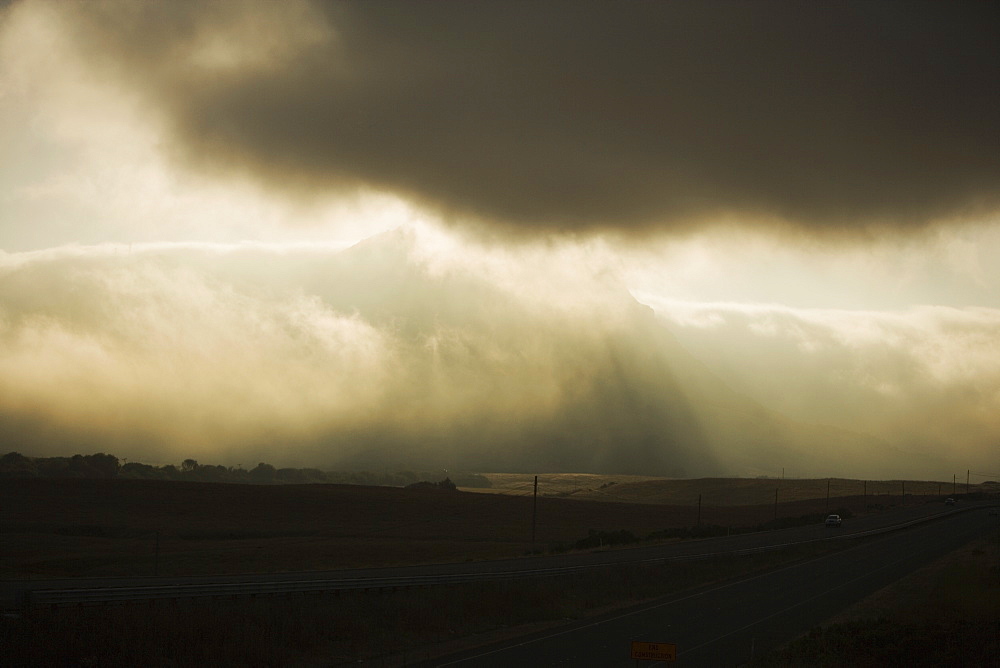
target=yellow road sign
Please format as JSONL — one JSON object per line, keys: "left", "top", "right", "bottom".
{"left": 630, "top": 640, "right": 676, "bottom": 661}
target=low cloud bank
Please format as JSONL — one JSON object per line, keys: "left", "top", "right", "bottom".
{"left": 2, "top": 228, "right": 993, "bottom": 479}
{"left": 0, "top": 231, "right": 710, "bottom": 474}
{"left": 644, "top": 296, "right": 1000, "bottom": 473}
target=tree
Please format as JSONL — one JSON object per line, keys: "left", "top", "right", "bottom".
{"left": 85, "top": 453, "right": 120, "bottom": 478}
{"left": 276, "top": 468, "right": 307, "bottom": 483}
{"left": 120, "top": 462, "right": 161, "bottom": 479}
{"left": 181, "top": 459, "right": 199, "bottom": 473}
{"left": 249, "top": 462, "right": 276, "bottom": 483}
{"left": 0, "top": 452, "right": 38, "bottom": 478}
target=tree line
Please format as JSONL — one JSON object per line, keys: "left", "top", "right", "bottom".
{"left": 0, "top": 451, "right": 491, "bottom": 488}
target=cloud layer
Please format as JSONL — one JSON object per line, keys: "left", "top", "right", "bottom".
{"left": 645, "top": 296, "right": 1000, "bottom": 471}
{"left": 2, "top": 2, "right": 998, "bottom": 482}
{"left": 2, "top": 228, "right": 994, "bottom": 478}
{"left": 40, "top": 0, "right": 1000, "bottom": 235}
{"left": 0, "top": 232, "right": 715, "bottom": 474}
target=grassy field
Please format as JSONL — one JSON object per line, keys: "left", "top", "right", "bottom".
{"left": 1, "top": 476, "right": 979, "bottom": 578}
{"left": 3, "top": 476, "right": 990, "bottom": 579}
{"left": 2, "top": 538, "right": 855, "bottom": 666}
{"left": 753, "top": 534, "right": 1000, "bottom": 666}
{"left": 2, "top": 476, "right": 995, "bottom": 666}
{"left": 478, "top": 472, "right": 971, "bottom": 505}
{"left": 5, "top": 525, "right": 995, "bottom": 666}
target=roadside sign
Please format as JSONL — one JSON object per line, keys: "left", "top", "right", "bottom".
{"left": 630, "top": 640, "right": 676, "bottom": 662}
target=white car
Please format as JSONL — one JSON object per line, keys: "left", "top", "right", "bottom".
{"left": 825, "top": 514, "right": 842, "bottom": 527}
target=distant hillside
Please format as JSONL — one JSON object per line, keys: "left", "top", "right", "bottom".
{"left": 474, "top": 473, "right": 985, "bottom": 506}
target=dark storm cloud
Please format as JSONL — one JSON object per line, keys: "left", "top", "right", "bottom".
{"left": 58, "top": 1, "right": 1000, "bottom": 232}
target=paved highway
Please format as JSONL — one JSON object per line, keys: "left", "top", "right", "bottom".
{"left": 420, "top": 505, "right": 996, "bottom": 667}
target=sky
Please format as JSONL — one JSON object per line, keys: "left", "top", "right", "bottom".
{"left": 1, "top": 0, "right": 998, "bottom": 480}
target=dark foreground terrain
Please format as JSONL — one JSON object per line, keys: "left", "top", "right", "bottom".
{"left": 753, "top": 533, "right": 999, "bottom": 667}
{"left": 2, "top": 477, "right": 996, "bottom": 665}
{"left": 2, "top": 476, "right": 972, "bottom": 578}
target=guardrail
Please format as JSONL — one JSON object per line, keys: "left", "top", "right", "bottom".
{"left": 21, "top": 502, "right": 997, "bottom": 609}
{"left": 24, "top": 564, "right": 601, "bottom": 608}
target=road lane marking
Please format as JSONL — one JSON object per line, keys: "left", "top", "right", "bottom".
{"left": 434, "top": 514, "right": 991, "bottom": 666}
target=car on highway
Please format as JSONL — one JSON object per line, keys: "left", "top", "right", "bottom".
{"left": 945, "top": 497, "right": 955, "bottom": 505}
{"left": 824, "top": 514, "right": 842, "bottom": 527}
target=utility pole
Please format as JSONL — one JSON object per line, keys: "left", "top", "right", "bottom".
{"left": 826, "top": 479, "right": 830, "bottom": 510}
{"left": 531, "top": 475, "right": 538, "bottom": 552}
{"left": 863, "top": 480, "right": 867, "bottom": 511}
{"left": 967, "top": 470, "right": 970, "bottom": 494}
{"left": 774, "top": 488, "right": 778, "bottom": 521}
